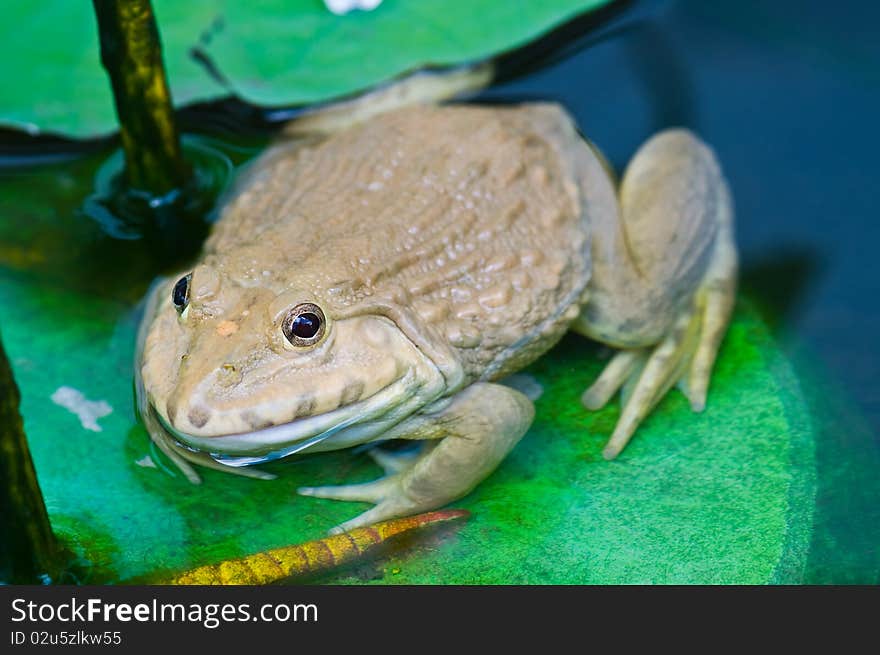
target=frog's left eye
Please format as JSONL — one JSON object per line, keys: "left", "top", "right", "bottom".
{"left": 281, "top": 303, "right": 326, "bottom": 347}
{"left": 172, "top": 273, "right": 192, "bottom": 314}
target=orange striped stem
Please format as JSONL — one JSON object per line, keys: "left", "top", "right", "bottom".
{"left": 163, "top": 509, "right": 469, "bottom": 585}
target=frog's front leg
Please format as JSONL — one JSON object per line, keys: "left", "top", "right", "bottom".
{"left": 573, "top": 129, "right": 737, "bottom": 459}
{"left": 298, "top": 383, "right": 534, "bottom": 534}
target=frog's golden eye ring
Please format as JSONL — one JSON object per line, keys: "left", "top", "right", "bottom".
{"left": 172, "top": 273, "right": 192, "bottom": 314}
{"left": 281, "top": 303, "right": 326, "bottom": 347}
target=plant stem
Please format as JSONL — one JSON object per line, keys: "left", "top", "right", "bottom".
{"left": 0, "top": 331, "right": 58, "bottom": 584}
{"left": 93, "top": 0, "right": 189, "bottom": 195}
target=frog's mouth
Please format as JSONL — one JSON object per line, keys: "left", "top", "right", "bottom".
{"left": 155, "top": 367, "right": 432, "bottom": 467}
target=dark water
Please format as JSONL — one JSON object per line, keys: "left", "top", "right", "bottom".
{"left": 481, "top": 0, "right": 880, "bottom": 438}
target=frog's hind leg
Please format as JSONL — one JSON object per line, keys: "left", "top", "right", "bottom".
{"left": 298, "top": 383, "right": 534, "bottom": 534}
{"left": 574, "top": 129, "right": 737, "bottom": 459}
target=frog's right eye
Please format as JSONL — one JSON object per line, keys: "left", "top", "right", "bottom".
{"left": 281, "top": 303, "right": 326, "bottom": 348}
{"left": 172, "top": 273, "right": 192, "bottom": 314}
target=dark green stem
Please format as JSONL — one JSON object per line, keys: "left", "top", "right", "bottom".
{"left": 0, "top": 330, "right": 58, "bottom": 584}
{"left": 93, "top": 0, "right": 189, "bottom": 195}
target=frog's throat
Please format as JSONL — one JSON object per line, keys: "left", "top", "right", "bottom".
{"left": 155, "top": 364, "right": 444, "bottom": 466}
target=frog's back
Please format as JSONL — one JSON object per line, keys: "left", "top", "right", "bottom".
{"left": 208, "top": 103, "right": 592, "bottom": 380}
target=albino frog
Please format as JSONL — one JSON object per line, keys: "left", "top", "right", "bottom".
{"left": 137, "top": 69, "right": 737, "bottom": 533}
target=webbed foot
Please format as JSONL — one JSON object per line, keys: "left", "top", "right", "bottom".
{"left": 298, "top": 446, "right": 425, "bottom": 534}
{"left": 582, "top": 225, "right": 737, "bottom": 459}
{"left": 299, "top": 472, "right": 421, "bottom": 535}
{"left": 298, "top": 383, "right": 533, "bottom": 534}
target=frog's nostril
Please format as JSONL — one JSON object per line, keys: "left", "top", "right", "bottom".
{"left": 216, "top": 320, "right": 239, "bottom": 337}
{"left": 217, "top": 363, "right": 243, "bottom": 388}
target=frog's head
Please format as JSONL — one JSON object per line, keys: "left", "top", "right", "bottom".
{"left": 139, "top": 263, "right": 447, "bottom": 462}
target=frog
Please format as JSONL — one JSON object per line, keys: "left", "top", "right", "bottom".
{"left": 136, "top": 65, "right": 737, "bottom": 534}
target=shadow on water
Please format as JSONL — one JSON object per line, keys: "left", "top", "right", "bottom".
{"left": 740, "top": 249, "right": 822, "bottom": 337}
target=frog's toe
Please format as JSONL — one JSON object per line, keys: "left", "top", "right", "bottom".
{"left": 327, "top": 497, "right": 419, "bottom": 535}
{"left": 299, "top": 475, "right": 423, "bottom": 535}
{"left": 298, "top": 475, "right": 400, "bottom": 503}
{"left": 296, "top": 447, "right": 424, "bottom": 526}
{"left": 600, "top": 310, "right": 702, "bottom": 460}
{"left": 686, "top": 276, "right": 736, "bottom": 413}
{"left": 585, "top": 285, "right": 735, "bottom": 459}
{"left": 686, "top": 219, "right": 738, "bottom": 412}
{"left": 581, "top": 349, "right": 647, "bottom": 410}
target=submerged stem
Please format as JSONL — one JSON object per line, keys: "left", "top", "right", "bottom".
{"left": 0, "top": 331, "right": 58, "bottom": 583}
{"left": 93, "top": 0, "right": 189, "bottom": 195}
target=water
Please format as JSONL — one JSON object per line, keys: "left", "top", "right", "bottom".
{"left": 0, "top": 0, "right": 877, "bottom": 583}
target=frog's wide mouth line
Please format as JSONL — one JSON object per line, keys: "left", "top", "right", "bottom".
{"left": 152, "top": 368, "right": 426, "bottom": 464}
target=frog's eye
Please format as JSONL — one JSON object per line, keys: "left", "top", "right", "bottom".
{"left": 281, "top": 303, "right": 326, "bottom": 347}
{"left": 172, "top": 273, "right": 192, "bottom": 314}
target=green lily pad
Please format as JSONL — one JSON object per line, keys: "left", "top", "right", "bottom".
{"left": 0, "top": 0, "right": 612, "bottom": 137}
{"left": 0, "top": 138, "right": 839, "bottom": 584}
